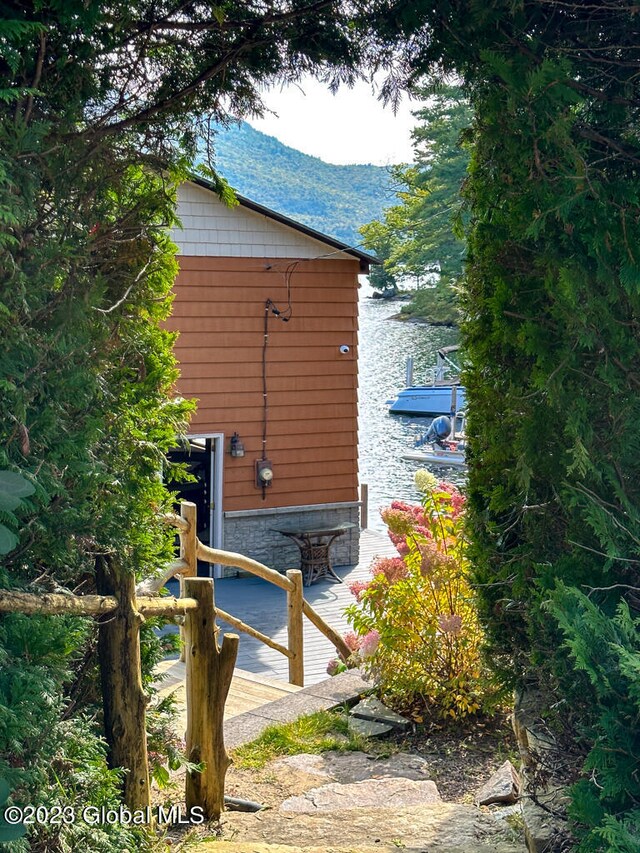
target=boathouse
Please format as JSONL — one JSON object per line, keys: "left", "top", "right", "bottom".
{"left": 167, "top": 178, "right": 377, "bottom": 574}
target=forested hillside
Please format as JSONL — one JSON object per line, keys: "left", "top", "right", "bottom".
{"left": 208, "top": 121, "right": 395, "bottom": 246}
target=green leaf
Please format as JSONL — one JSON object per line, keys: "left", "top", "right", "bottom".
{"left": 0, "top": 493, "right": 21, "bottom": 512}
{"left": 0, "top": 817, "right": 27, "bottom": 842}
{"left": 152, "top": 764, "right": 170, "bottom": 788}
{"left": 0, "top": 470, "right": 35, "bottom": 499}
{"left": 0, "top": 524, "right": 18, "bottom": 555}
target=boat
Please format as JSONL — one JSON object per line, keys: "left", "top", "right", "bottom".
{"left": 402, "top": 413, "right": 468, "bottom": 469}
{"left": 387, "top": 345, "right": 466, "bottom": 416}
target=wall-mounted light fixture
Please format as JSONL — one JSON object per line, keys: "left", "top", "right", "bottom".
{"left": 229, "top": 432, "right": 245, "bottom": 458}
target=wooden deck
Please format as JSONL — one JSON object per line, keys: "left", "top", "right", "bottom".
{"left": 210, "top": 528, "right": 396, "bottom": 685}
{"left": 160, "top": 528, "right": 397, "bottom": 691}
{"left": 154, "top": 661, "right": 301, "bottom": 726}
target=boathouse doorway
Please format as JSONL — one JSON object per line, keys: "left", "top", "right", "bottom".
{"left": 168, "top": 433, "right": 224, "bottom": 577}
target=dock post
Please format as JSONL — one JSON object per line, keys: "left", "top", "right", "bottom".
{"left": 360, "top": 483, "right": 369, "bottom": 530}
{"left": 406, "top": 356, "right": 414, "bottom": 386}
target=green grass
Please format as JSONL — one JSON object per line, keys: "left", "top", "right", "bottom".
{"left": 231, "top": 709, "right": 369, "bottom": 769}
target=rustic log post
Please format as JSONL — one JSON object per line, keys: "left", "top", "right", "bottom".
{"left": 286, "top": 569, "right": 304, "bottom": 686}
{"left": 179, "top": 501, "right": 198, "bottom": 662}
{"left": 184, "top": 578, "right": 239, "bottom": 820}
{"left": 96, "top": 556, "right": 150, "bottom": 811}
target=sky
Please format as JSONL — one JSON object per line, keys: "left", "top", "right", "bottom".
{"left": 250, "top": 76, "right": 418, "bottom": 166}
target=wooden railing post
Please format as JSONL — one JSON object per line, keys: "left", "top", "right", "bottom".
{"left": 96, "top": 556, "right": 150, "bottom": 811}
{"left": 179, "top": 501, "right": 198, "bottom": 662}
{"left": 184, "top": 578, "right": 239, "bottom": 821}
{"left": 286, "top": 569, "right": 304, "bottom": 686}
{"left": 360, "top": 483, "right": 369, "bottom": 530}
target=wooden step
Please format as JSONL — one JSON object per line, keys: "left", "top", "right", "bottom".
{"left": 153, "top": 660, "right": 301, "bottom": 729}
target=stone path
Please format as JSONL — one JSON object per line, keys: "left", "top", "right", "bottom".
{"left": 207, "top": 804, "right": 525, "bottom": 852}
{"left": 279, "top": 777, "right": 442, "bottom": 812}
{"left": 195, "top": 749, "right": 527, "bottom": 853}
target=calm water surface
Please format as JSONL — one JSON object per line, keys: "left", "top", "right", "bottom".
{"left": 357, "top": 283, "right": 465, "bottom": 534}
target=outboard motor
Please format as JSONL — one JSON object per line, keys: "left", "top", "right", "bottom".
{"left": 417, "top": 415, "right": 452, "bottom": 449}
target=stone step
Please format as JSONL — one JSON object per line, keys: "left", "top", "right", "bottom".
{"left": 349, "top": 695, "right": 411, "bottom": 731}
{"left": 198, "top": 845, "right": 520, "bottom": 853}
{"left": 280, "top": 777, "right": 441, "bottom": 813}
{"left": 273, "top": 750, "right": 432, "bottom": 783}
{"left": 200, "top": 803, "right": 528, "bottom": 852}
{"left": 347, "top": 716, "right": 395, "bottom": 737}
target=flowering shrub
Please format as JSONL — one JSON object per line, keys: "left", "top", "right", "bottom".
{"left": 343, "top": 471, "right": 490, "bottom": 719}
{"left": 326, "top": 628, "right": 380, "bottom": 676}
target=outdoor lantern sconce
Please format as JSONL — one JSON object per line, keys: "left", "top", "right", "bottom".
{"left": 229, "top": 432, "right": 245, "bottom": 458}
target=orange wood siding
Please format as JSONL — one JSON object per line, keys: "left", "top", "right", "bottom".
{"left": 168, "top": 256, "right": 360, "bottom": 511}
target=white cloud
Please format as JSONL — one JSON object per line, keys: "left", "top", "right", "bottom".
{"left": 250, "top": 76, "right": 417, "bottom": 166}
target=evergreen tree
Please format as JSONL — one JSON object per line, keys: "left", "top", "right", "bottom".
{"left": 360, "top": 84, "right": 472, "bottom": 322}
{"left": 376, "top": 1, "right": 640, "bottom": 847}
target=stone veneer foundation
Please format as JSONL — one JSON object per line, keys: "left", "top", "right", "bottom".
{"left": 221, "top": 501, "right": 360, "bottom": 577}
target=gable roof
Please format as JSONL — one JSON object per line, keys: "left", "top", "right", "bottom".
{"left": 191, "top": 176, "right": 380, "bottom": 271}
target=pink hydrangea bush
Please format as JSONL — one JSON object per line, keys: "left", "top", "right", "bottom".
{"left": 342, "top": 474, "right": 489, "bottom": 720}
{"left": 326, "top": 628, "right": 381, "bottom": 675}
{"left": 359, "top": 629, "right": 380, "bottom": 659}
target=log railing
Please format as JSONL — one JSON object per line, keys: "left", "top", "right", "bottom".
{"left": 157, "top": 501, "right": 351, "bottom": 684}
{"left": 0, "top": 570, "right": 234, "bottom": 819}
{"left": 0, "top": 500, "right": 351, "bottom": 822}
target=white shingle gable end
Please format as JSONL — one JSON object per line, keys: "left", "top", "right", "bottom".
{"left": 171, "top": 181, "right": 352, "bottom": 261}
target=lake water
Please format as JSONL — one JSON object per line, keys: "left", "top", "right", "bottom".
{"left": 357, "top": 282, "right": 464, "bottom": 534}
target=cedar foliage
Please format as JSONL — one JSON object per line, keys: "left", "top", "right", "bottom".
{"left": 387, "top": 1, "right": 640, "bottom": 847}
{"left": 1, "top": 15, "right": 193, "bottom": 847}
{"left": 550, "top": 586, "right": 640, "bottom": 852}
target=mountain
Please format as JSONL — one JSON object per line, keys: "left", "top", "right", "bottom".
{"left": 206, "top": 121, "right": 395, "bottom": 248}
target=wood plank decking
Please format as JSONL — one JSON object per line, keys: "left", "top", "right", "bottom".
{"left": 211, "top": 528, "right": 397, "bottom": 686}
{"left": 154, "top": 661, "right": 301, "bottom": 725}
{"left": 159, "top": 528, "right": 397, "bottom": 697}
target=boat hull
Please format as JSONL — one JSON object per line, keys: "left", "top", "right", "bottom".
{"left": 402, "top": 448, "right": 467, "bottom": 468}
{"left": 388, "top": 385, "right": 466, "bottom": 416}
